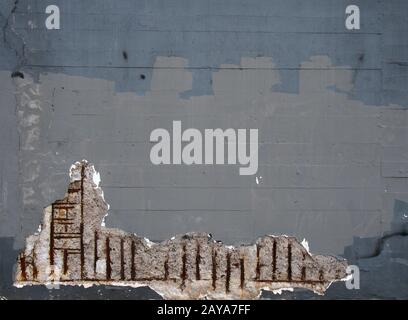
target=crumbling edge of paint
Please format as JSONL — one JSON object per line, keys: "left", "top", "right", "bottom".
{"left": 12, "top": 231, "right": 349, "bottom": 298}
{"left": 13, "top": 234, "right": 349, "bottom": 298}
{"left": 13, "top": 160, "right": 349, "bottom": 299}
{"left": 70, "top": 160, "right": 110, "bottom": 227}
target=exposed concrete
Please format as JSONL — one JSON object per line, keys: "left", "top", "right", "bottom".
{"left": 15, "top": 161, "right": 347, "bottom": 299}
{"left": 1, "top": 0, "right": 408, "bottom": 299}
{"left": 0, "top": 238, "right": 163, "bottom": 300}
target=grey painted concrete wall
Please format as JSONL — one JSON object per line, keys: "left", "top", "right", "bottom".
{"left": 0, "top": 0, "right": 407, "bottom": 299}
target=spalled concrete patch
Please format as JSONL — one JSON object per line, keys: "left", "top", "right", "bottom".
{"left": 15, "top": 161, "right": 347, "bottom": 299}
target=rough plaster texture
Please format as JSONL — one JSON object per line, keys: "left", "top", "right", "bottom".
{"left": 4, "top": 56, "right": 405, "bottom": 254}
{"left": 0, "top": 0, "right": 408, "bottom": 299}
{"left": 15, "top": 161, "right": 347, "bottom": 299}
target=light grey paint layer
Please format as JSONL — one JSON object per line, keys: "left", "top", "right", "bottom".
{"left": 0, "top": 0, "right": 407, "bottom": 299}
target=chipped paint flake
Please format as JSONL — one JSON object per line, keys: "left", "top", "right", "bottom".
{"left": 301, "top": 239, "right": 310, "bottom": 253}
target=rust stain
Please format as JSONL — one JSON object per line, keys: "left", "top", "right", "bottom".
{"left": 272, "top": 240, "right": 277, "bottom": 281}
{"left": 301, "top": 252, "right": 306, "bottom": 281}
{"left": 19, "top": 253, "right": 27, "bottom": 281}
{"left": 319, "top": 269, "right": 324, "bottom": 282}
{"left": 240, "top": 258, "right": 245, "bottom": 289}
{"left": 105, "top": 237, "right": 111, "bottom": 280}
{"left": 195, "top": 242, "right": 201, "bottom": 280}
{"left": 287, "top": 243, "right": 292, "bottom": 281}
{"left": 130, "top": 240, "right": 136, "bottom": 281}
{"left": 180, "top": 243, "right": 187, "bottom": 289}
{"left": 63, "top": 249, "right": 68, "bottom": 274}
{"left": 49, "top": 204, "right": 55, "bottom": 266}
{"left": 255, "top": 244, "right": 261, "bottom": 280}
{"left": 80, "top": 165, "right": 85, "bottom": 279}
{"left": 120, "top": 239, "right": 125, "bottom": 280}
{"left": 94, "top": 231, "right": 98, "bottom": 274}
{"left": 164, "top": 257, "right": 169, "bottom": 281}
{"left": 212, "top": 248, "right": 217, "bottom": 290}
{"left": 225, "top": 252, "right": 231, "bottom": 293}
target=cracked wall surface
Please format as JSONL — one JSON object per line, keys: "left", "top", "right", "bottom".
{"left": 15, "top": 161, "right": 347, "bottom": 299}
{"left": 0, "top": 0, "right": 408, "bottom": 299}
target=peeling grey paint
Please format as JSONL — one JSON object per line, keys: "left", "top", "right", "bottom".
{"left": 1, "top": 0, "right": 408, "bottom": 299}
{"left": 1, "top": 0, "right": 407, "bottom": 106}
{"left": 5, "top": 55, "right": 404, "bottom": 254}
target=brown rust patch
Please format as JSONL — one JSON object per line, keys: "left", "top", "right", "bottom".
{"left": 240, "top": 258, "right": 245, "bottom": 289}
{"left": 225, "top": 252, "right": 231, "bottom": 293}
{"left": 180, "top": 243, "right": 187, "bottom": 289}
{"left": 120, "top": 239, "right": 125, "bottom": 280}
{"left": 19, "top": 253, "right": 27, "bottom": 281}
{"left": 195, "top": 242, "right": 201, "bottom": 281}
{"left": 106, "top": 237, "right": 111, "bottom": 280}
{"left": 212, "top": 248, "right": 217, "bottom": 290}
{"left": 272, "top": 240, "right": 277, "bottom": 281}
